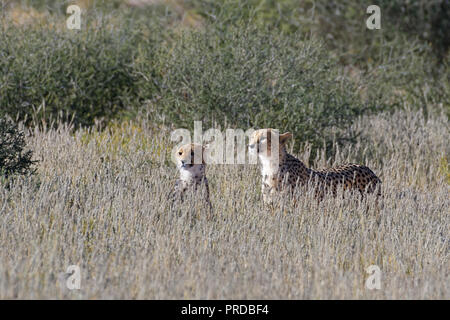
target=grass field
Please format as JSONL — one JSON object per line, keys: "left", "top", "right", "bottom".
{"left": 0, "top": 108, "right": 448, "bottom": 299}
{"left": 0, "top": 0, "right": 448, "bottom": 300}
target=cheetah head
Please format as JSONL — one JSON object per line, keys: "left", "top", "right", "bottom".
{"left": 175, "top": 143, "right": 206, "bottom": 178}
{"left": 248, "top": 129, "right": 292, "bottom": 159}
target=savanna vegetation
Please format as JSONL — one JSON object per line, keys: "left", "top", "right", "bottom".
{"left": 0, "top": 0, "right": 448, "bottom": 299}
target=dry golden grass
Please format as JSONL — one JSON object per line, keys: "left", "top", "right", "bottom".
{"left": 5, "top": 5, "right": 48, "bottom": 26}
{"left": 2, "top": 0, "right": 203, "bottom": 31}
{"left": 0, "top": 109, "right": 448, "bottom": 299}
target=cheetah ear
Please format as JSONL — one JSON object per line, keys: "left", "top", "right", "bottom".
{"left": 279, "top": 132, "right": 293, "bottom": 145}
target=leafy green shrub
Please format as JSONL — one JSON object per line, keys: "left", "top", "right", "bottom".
{"left": 194, "top": 0, "right": 449, "bottom": 63}
{"left": 1, "top": 0, "right": 447, "bottom": 156}
{"left": 0, "top": 118, "right": 35, "bottom": 177}
{"left": 151, "top": 26, "right": 386, "bottom": 153}
{"left": 0, "top": 21, "right": 132, "bottom": 127}
{"left": 0, "top": 10, "right": 165, "bottom": 127}
{"left": 179, "top": 0, "right": 449, "bottom": 119}
{"left": 378, "top": 0, "right": 450, "bottom": 61}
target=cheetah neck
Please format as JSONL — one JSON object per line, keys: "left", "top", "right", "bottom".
{"left": 179, "top": 165, "right": 205, "bottom": 185}
{"left": 285, "top": 152, "right": 314, "bottom": 176}
{"left": 258, "top": 147, "right": 288, "bottom": 178}
{"left": 259, "top": 148, "right": 314, "bottom": 186}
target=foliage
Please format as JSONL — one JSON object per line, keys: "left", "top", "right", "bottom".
{"left": 153, "top": 27, "right": 384, "bottom": 151}
{"left": 0, "top": 0, "right": 448, "bottom": 153}
{"left": 0, "top": 118, "right": 35, "bottom": 177}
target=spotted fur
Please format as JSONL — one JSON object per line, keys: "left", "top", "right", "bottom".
{"left": 249, "top": 129, "right": 381, "bottom": 204}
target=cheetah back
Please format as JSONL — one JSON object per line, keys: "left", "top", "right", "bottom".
{"left": 315, "top": 164, "right": 381, "bottom": 195}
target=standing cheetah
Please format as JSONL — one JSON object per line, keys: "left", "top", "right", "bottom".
{"left": 171, "top": 143, "right": 212, "bottom": 212}
{"left": 249, "top": 129, "right": 381, "bottom": 205}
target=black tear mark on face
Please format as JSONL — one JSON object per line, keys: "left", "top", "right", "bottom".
{"left": 258, "top": 130, "right": 272, "bottom": 156}
{"left": 267, "top": 130, "right": 272, "bottom": 157}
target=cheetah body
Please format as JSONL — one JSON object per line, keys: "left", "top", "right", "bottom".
{"left": 172, "top": 143, "right": 212, "bottom": 211}
{"left": 250, "top": 129, "right": 381, "bottom": 204}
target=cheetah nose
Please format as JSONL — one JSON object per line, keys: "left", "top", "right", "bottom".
{"left": 181, "top": 160, "right": 191, "bottom": 168}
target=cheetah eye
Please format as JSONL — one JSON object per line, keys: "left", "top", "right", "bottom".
{"left": 178, "top": 151, "right": 182, "bottom": 155}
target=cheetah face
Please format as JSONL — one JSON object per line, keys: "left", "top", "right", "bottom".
{"left": 175, "top": 143, "right": 205, "bottom": 177}
{"left": 248, "top": 129, "right": 292, "bottom": 157}
{"left": 248, "top": 129, "right": 269, "bottom": 156}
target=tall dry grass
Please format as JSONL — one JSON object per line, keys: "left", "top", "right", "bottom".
{"left": 0, "top": 109, "right": 448, "bottom": 299}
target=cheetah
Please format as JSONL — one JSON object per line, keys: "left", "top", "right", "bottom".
{"left": 171, "top": 143, "right": 212, "bottom": 212}
{"left": 249, "top": 128, "right": 381, "bottom": 205}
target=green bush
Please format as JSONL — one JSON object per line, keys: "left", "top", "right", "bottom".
{"left": 151, "top": 27, "right": 385, "bottom": 152}
{"left": 1, "top": 1, "right": 447, "bottom": 155}
{"left": 0, "top": 10, "right": 165, "bottom": 127}
{"left": 0, "top": 118, "right": 35, "bottom": 177}
{"left": 193, "top": 0, "right": 450, "bottom": 63}
{"left": 0, "top": 20, "right": 133, "bottom": 127}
